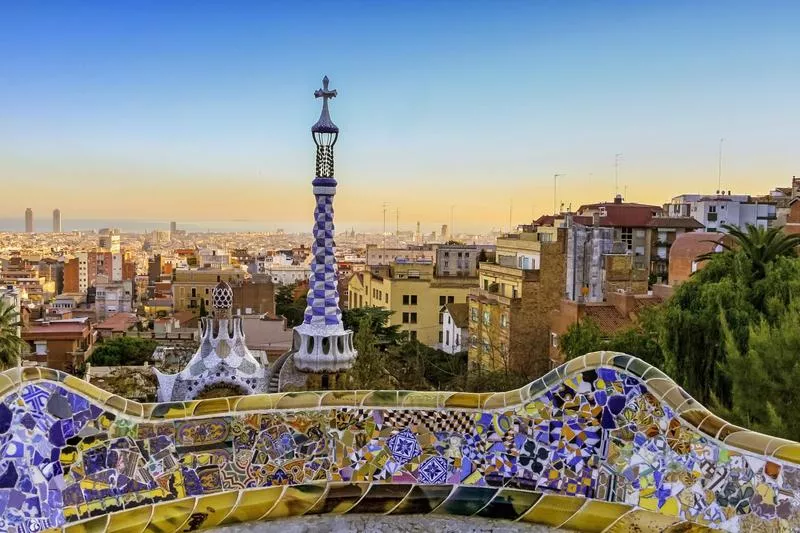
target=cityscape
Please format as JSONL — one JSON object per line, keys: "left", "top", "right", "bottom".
{"left": 1, "top": 3, "right": 800, "bottom": 533}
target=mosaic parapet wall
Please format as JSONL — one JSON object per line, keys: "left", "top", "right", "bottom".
{"left": 1, "top": 353, "right": 799, "bottom": 533}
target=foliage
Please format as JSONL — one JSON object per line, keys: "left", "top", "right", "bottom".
{"left": 560, "top": 307, "right": 664, "bottom": 370}
{"left": 88, "top": 337, "right": 158, "bottom": 366}
{"left": 276, "top": 283, "right": 306, "bottom": 327}
{"left": 661, "top": 250, "right": 800, "bottom": 406}
{"left": 561, "top": 319, "right": 605, "bottom": 361}
{"left": 343, "top": 317, "right": 397, "bottom": 390}
{"left": 465, "top": 369, "right": 530, "bottom": 393}
{"left": 0, "top": 300, "right": 25, "bottom": 370}
{"left": 716, "top": 301, "right": 800, "bottom": 441}
{"left": 698, "top": 224, "right": 800, "bottom": 279}
{"left": 199, "top": 298, "right": 207, "bottom": 318}
{"left": 342, "top": 307, "right": 402, "bottom": 348}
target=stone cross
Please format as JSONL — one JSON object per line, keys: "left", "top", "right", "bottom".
{"left": 314, "top": 75, "right": 337, "bottom": 102}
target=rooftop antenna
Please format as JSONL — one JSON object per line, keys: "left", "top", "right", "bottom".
{"left": 450, "top": 204, "right": 455, "bottom": 239}
{"left": 382, "top": 202, "right": 388, "bottom": 254}
{"left": 718, "top": 138, "right": 725, "bottom": 193}
{"left": 614, "top": 154, "right": 623, "bottom": 196}
{"left": 624, "top": 184, "right": 628, "bottom": 201}
{"left": 554, "top": 173, "right": 565, "bottom": 213}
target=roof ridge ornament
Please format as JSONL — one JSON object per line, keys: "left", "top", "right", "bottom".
{"left": 312, "top": 75, "right": 339, "bottom": 134}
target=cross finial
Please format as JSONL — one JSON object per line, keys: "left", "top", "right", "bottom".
{"left": 312, "top": 75, "right": 339, "bottom": 134}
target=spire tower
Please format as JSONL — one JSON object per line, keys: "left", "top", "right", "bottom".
{"left": 292, "top": 76, "right": 357, "bottom": 373}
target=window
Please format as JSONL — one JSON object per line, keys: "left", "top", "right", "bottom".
{"left": 439, "top": 296, "right": 446, "bottom": 306}
{"left": 483, "top": 310, "right": 491, "bottom": 326}
{"left": 439, "top": 313, "right": 444, "bottom": 324}
{"left": 411, "top": 295, "right": 417, "bottom": 305}
{"left": 410, "top": 312, "right": 418, "bottom": 324}
{"left": 484, "top": 279, "right": 489, "bottom": 290}
{"left": 551, "top": 333, "right": 559, "bottom": 348}
{"left": 205, "top": 288, "right": 209, "bottom": 294}
{"left": 402, "top": 312, "right": 409, "bottom": 323}
{"left": 410, "top": 330, "right": 417, "bottom": 341}
{"left": 385, "top": 293, "right": 388, "bottom": 303}
{"left": 621, "top": 228, "right": 633, "bottom": 250}
{"left": 470, "top": 307, "right": 478, "bottom": 322}
{"left": 482, "top": 340, "right": 490, "bottom": 353}
{"left": 444, "top": 252, "right": 450, "bottom": 257}
{"left": 457, "top": 252, "right": 462, "bottom": 257}
{"left": 447, "top": 296, "right": 454, "bottom": 304}
{"left": 446, "top": 330, "right": 450, "bottom": 345}
{"left": 539, "top": 232, "right": 553, "bottom": 243}
{"left": 512, "top": 287, "right": 518, "bottom": 298}
{"left": 501, "top": 314, "right": 508, "bottom": 328}
{"left": 403, "top": 295, "right": 409, "bottom": 305}
{"left": 439, "top": 331, "right": 444, "bottom": 343}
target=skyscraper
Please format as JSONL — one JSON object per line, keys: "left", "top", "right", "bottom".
{"left": 52, "top": 209, "right": 61, "bottom": 233}
{"left": 24, "top": 208, "right": 33, "bottom": 233}
{"left": 170, "top": 221, "right": 177, "bottom": 233}
{"left": 292, "top": 76, "right": 357, "bottom": 374}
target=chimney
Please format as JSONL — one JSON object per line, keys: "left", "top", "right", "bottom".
{"left": 592, "top": 212, "right": 600, "bottom": 227}
{"left": 614, "top": 194, "right": 623, "bottom": 204}
{"left": 609, "top": 289, "right": 636, "bottom": 317}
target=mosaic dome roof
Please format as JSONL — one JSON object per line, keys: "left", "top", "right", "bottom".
{"left": 212, "top": 280, "right": 233, "bottom": 310}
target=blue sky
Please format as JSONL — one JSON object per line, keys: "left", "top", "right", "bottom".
{"left": 1, "top": 1, "right": 798, "bottom": 232}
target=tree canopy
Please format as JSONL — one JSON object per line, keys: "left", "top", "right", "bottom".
{"left": 0, "top": 300, "right": 25, "bottom": 369}
{"left": 88, "top": 337, "right": 158, "bottom": 366}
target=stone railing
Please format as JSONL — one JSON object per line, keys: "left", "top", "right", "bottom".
{"left": 0, "top": 352, "right": 798, "bottom": 532}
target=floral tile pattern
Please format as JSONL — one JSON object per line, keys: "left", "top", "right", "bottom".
{"left": 0, "top": 355, "right": 798, "bottom": 532}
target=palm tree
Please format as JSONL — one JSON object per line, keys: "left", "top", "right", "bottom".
{"left": 698, "top": 224, "right": 800, "bottom": 279}
{"left": 0, "top": 299, "right": 25, "bottom": 369}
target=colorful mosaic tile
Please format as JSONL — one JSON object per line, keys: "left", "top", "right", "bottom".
{"left": 0, "top": 353, "right": 798, "bottom": 531}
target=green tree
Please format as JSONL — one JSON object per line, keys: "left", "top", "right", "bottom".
{"left": 88, "top": 337, "right": 158, "bottom": 366}
{"left": 0, "top": 300, "right": 25, "bottom": 369}
{"left": 661, "top": 250, "right": 800, "bottom": 406}
{"left": 560, "top": 319, "right": 605, "bottom": 361}
{"left": 342, "top": 307, "right": 402, "bottom": 348}
{"left": 198, "top": 297, "right": 208, "bottom": 318}
{"left": 717, "top": 301, "right": 800, "bottom": 441}
{"left": 343, "top": 317, "right": 397, "bottom": 389}
{"left": 698, "top": 224, "right": 800, "bottom": 280}
{"left": 276, "top": 283, "right": 306, "bottom": 327}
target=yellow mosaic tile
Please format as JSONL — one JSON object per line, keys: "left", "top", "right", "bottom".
{"left": 361, "top": 390, "right": 399, "bottom": 407}
{"left": 233, "top": 394, "right": 278, "bottom": 412}
{"left": 306, "top": 482, "right": 368, "bottom": 515}
{"left": 518, "top": 494, "right": 585, "bottom": 527}
{"left": 605, "top": 509, "right": 681, "bottom": 531}
{"left": 274, "top": 391, "right": 322, "bottom": 410}
{"left": 189, "top": 491, "right": 241, "bottom": 529}
{"left": 219, "top": 486, "right": 285, "bottom": 525}
{"left": 559, "top": 500, "right": 631, "bottom": 532}
{"left": 147, "top": 498, "right": 198, "bottom": 533}
{"left": 63, "top": 514, "right": 110, "bottom": 533}
{"left": 192, "top": 397, "right": 233, "bottom": 416}
{"left": 443, "top": 392, "right": 482, "bottom": 409}
{"left": 263, "top": 483, "right": 326, "bottom": 519}
{"left": 105, "top": 506, "right": 153, "bottom": 533}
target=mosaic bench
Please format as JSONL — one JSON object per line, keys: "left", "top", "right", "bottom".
{"left": 0, "top": 352, "right": 798, "bottom": 533}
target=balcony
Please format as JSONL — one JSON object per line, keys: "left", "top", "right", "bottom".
{"left": 469, "top": 286, "right": 518, "bottom": 306}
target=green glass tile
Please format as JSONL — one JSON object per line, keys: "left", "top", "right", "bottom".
{"left": 307, "top": 482, "right": 368, "bottom": 515}
{"left": 476, "top": 488, "right": 541, "bottom": 519}
{"left": 389, "top": 484, "right": 455, "bottom": 515}
{"left": 433, "top": 486, "right": 497, "bottom": 516}
{"left": 346, "top": 483, "right": 413, "bottom": 514}
{"left": 625, "top": 357, "right": 650, "bottom": 378}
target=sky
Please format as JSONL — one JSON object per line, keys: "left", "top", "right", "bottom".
{"left": 1, "top": 1, "right": 798, "bottom": 233}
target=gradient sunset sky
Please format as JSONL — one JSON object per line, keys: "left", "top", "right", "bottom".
{"left": 1, "top": 1, "right": 798, "bottom": 233}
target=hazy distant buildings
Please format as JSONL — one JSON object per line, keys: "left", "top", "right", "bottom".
{"left": 170, "top": 221, "right": 177, "bottom": 233}
{"left": 441, "top": 224, "right": 449, "bottom": 242}
{"left": 52, "top": 209, "right": 62, "bottom": 233}
{"left": 25, "top": 208, "right": 33, "bottom": 233}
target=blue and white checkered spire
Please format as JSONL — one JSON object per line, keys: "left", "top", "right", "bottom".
{"left": 293, "top": 76, "right": 356, "bottom": 373}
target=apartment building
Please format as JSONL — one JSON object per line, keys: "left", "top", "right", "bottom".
{"left": 467, "top": 227, "right": 566, "bottom": 377}
{"left": 348, "top": 260, "right": 476, "bottom": 347}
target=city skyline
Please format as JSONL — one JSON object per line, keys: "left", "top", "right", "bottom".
{"left": 2, "top": 1, "right": 798, "bottom": 230}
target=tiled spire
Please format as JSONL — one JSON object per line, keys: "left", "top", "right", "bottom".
{"left": 292, "top": 76, "right": 357, "bottom": 373}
